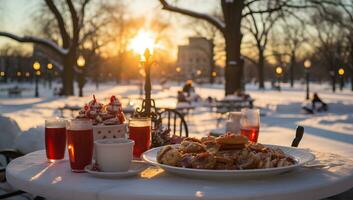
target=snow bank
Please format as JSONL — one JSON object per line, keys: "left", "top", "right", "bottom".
{"left": 14, "top": 126, "right": 44, "bottom": 154}
{"left": 0, "top": 115, "right": 21, "bottom": 149}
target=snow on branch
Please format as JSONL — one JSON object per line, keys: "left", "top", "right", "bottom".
{"left": 0, "top": 32, "right": 69, "bottom": 55}
{"left": 159, "top": 0, "right": 225, "bottom": 32}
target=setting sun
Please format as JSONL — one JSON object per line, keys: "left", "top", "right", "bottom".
{"left": 129, "top": 30, "right": 156, "bottom": 56}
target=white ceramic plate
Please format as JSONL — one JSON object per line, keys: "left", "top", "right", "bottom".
{"left": 142, "top": 144, "right": 315, "bottom": 179}
{"left": 85, "top": 160, "right": 149, "bottom": 179}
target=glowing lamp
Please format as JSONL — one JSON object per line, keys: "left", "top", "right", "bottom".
{"left": 33, "top": 61, "right": 41, "bottom": 71}
{"left": 338, "top": 68, "right": 345, "bottom": 76}
{"left": 304, "top": 59, "right": 311, "bottom": 69}
{"left": 275, "top": 66, "right": 283, "bottom": 75}
{"left": 47, "top": 63, "right": 53, "bottom": 70}
{"left": 77, "top": 56, "right": 85, "bottom": 67}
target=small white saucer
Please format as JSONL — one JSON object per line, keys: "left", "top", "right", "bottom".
{"left": 85, "top": 161, "right": 149, "bottom": 179}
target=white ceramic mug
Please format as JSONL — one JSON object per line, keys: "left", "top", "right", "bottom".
{"left": 225, "top": 112, "right": 242, "bottom": 133}
{"left": 94, "top": 138, "right": 134, "bottom": 172}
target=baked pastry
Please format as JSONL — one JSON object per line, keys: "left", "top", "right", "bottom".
{"left": 191, "top": 152, "right": 216, "bottom": 169}
{"left": 200, "top": 136, "right": 216, "bottom": 143}
{"left": 203, "top": 140, "right": 220, "bottom": 154}
{"left": 216, "top": 132, "right": 248, "bottom": 150}
{"left": 183, "top": 137, "right": 202, "bottom": 143}
{"left": 216, "top": 132, "right": 248, "bottom": 145}
{"left": 156, "top": 133, "right": 296, "bottom": 170}
{"left": 180, "top": 140, "right": 206, "bottom": 154}
{"left": 180, "top": 153, "right": 194, "bottom": 168}
{"left": 214, "top": 156, "right": 236, "bottom": 170}
{"left": 157, "top": 145, "right": 182, "bottom": 166}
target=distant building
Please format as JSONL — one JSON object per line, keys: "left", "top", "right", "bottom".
{"left": 177, "top": 37, "right": 214, "bottom": 80}
{"left": 33, "top": 44, "right": 62, "bottom": 70}
{"left": 0, "top": 55, "right": 33, "bottom": 82}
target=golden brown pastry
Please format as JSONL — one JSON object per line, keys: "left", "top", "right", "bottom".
{"left": 204, "top": 140, "right": 220, "bottom": 154}
{"left": 180, "top": 140, "right": 206, "bottom": 154}
{"left": 179, "top": 153, "right": 194, "bottom": 168}
{"left": 156, "top": 133, "right": 296, "bottom": 170}
{"left": 214, "top": 156, "right": 236, "bottom": 170}
{"left": 191, "top": 152, "right": 216, "bottom": 169}
{"left": 216, "top": 132, "right": 248, "bottom": 145}
{"left": 200, "top": 136, "right": 216, "bottom": 143}
{"left": 157, "top": 145, "right": 182, "bottom": 166}
{"left": 183, "top": 137, "right": 202, "bottom": 143}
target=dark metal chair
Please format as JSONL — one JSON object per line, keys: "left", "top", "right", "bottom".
{"left": 291, "top": 126, "right": 304, "bottom": 147}
{"left": 0, "top": 149, "right": 26, "bottom": 199}
{"left": 157, "top": 108, "right": 189, "bottom": 137}
{"left": 0, "top": 150, "right": 44, "bottom": 200}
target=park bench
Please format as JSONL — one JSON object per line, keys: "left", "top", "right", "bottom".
{"left": 58, "top": 105, "right": 81, "bottom": 118}
{"left": 7, "top": 87, "right": 22, "bottom": 97}
{"left": 214, "top": 98, "right": 254, "bottom": 114}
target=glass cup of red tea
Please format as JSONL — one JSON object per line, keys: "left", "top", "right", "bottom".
{"left": 240, "top": 108, "right": 260, "bottom": 143}
{"left": 45, "top": 118, "right": 67, "bottom": 162}
{"left": 128, "top": 117, "right": 151, "bottom": 158}
{"left": 66, "top": 119, "right": 94, "bottom": 172}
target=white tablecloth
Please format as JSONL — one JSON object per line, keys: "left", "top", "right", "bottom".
{"left": 6, "top": 150, "right": 353, "bottom": 200}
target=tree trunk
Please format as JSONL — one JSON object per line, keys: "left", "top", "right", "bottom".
{"left": 351, "top": 72, "right": 353, "bottom": 91}
{"left": 258, "top": 49, "right": 265, "bottom": 89}
{"left": 290, "top": 51, "right": 296, "bottom": 88}
{"left": 209, "top": 40, "right": 215, "bottom": 84}
{"left": 350, "top": 66, "right": 353, "bottom": 91}
{"left": 332, "top": 73, "right": 336, "bottom": 93}
{"left": 62, "top": 53, "right": 75, "bottom": 96}
{"left": 116, "top": 53, "right": 123, "bottom": 83}
{"left": 222, "top": 1, "right": 244, "bottom": 95}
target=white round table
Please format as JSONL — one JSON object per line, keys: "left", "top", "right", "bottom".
{"left": 6, "top": 150, "right": 353, "bottom": 200}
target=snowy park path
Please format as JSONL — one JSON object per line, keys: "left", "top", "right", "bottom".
{"left": 0, "top": 82, "right": 352, "bottom": 158}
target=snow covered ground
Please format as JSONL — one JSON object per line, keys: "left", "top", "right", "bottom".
{"left": 0, "top": 81, "right": 352, "bottom": 158}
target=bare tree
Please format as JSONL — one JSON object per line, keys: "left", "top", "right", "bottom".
{"left": 159, "top": 0, "right": 316, "bottom": 95}
{"left": 0, "top": 0, "right": 92, "bottom": 96}
{"left": 280, "top": 20, "right": 307, "bottom": 87}
{"left": 302, "top": 0, "right": 353, "bottom": 91}
{"left": 320, "top": 0, "right": 353, "bottom": 91}
{"left": 311, "top": 10, "right": 346, "bottom": 92}
{"left": 101, "top": 2, "right": 143, "bottom": 83}
{"left": 243, "top": 2, "right": 282, "bottom": 89}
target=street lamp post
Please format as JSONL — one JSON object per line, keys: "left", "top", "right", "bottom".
{"left": 338, "top": 68, "right": 345, "bottom": 91}
{"left": 304, "top": 59, "right": 311, "bottom": 100}
{"left": 134, "top": 48, "right": 160, "bottom": 122}
{"left": 196, "top": 69, "right": 202, "bottom": 83}
{"left": 211, "top": 71, "right": 217, "bottom": 84}
{"left": 0, "top": 71, "right": 5, "bottom": 83}
{"left": 33, "top": 61, "right": 41, "bottom": 97}
{"left": 176, "top": 67, "right": 181, "bottom": 85}
{"left": 275, "top": 66, "right": 283, "bottom": 91}
{"left": 77, "top": 55, "right": 86, "bottom": 97}
{"left": 47, "top": 63, "right": 53, "bottom": 89}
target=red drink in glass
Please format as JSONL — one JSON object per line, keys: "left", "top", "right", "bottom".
{"left": 67, "top": 119, "right": 93, "bottom": 172}
{"left": 128, "top": 118, "right": 151, "bottom": 158}
{"left": 240, "top": 108, "right": 260, "bottom": 143}
{"left": 45, "top": 118, "right": 66, "bottom": 162}
{"left": 241, "top": 126, "right": 259, "bottom": 143}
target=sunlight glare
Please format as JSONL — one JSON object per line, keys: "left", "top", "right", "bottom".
{"left": 129, "top": 30, "right": 156, "bottom": 56}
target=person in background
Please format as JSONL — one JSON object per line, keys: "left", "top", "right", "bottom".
{"left": 177, "top": 90, "right": 188, "bottom": 102}
{"left": 302, "top": 92, "right": 328, "bottom": 114}
{"left": 182, "top": 80, "right": 195, "bottom": 97}
{"left": 312, "top": 93, "right": 328, "bottom": 112}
